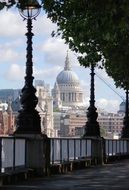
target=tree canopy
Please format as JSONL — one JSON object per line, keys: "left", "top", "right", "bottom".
{"left": 105, "top": 47, "right": 129, "bottom": 90}
{"left": 1, "top": 0, "right": 129, "bottom": 89}
{"left": 43, "top": 0, "right": 129, "bottom": 89}
{"left": 43, "top": 1, "right": 129, "bottom": 67}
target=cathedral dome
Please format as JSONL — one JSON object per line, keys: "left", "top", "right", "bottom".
{"left": 56, "top": 53, "right": 79, "bottom": 85}
{"left": 52, "top": 52, "right": 84, "bottom": 108}
{"left": 56, "top": 70, "right": 79, "bottom": 84}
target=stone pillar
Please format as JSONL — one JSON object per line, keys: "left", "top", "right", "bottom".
{"left": 27, "top": 134, "right": 50, "bottom": 176}
{"left": 68, "top": 93, "right": 70, "bottom": 102}
{"left": 75, "top": 93, "right": 77, "bottom": 101}
{"left": 15, "top": 134, "right": 50, "bottom": 176}
{"left": 79, "top": 93, "right": 81, "bottom": 102}
{"left": 72, "top": 93, "right": 74, "bottom": 101}
{"left": 70, "top": 93, "right": 72, "bottom": 102}
{"left": 65, "top": 93, "right": 68, "bottom": 102}
{"left": 76, "top": 93, "right": 79, "bottom": 102}
{"left": 80, "top": 93, "right": 82, "bottom": 102}
{"left": 73, "top": 93, "right": 75, "bottom": 102}
{"left": 90, "top": 137, "right": 103, "bottom": 165}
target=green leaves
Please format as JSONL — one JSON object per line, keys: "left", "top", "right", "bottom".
{"left": 43, "top": 1, "right": 110, "bottom": 66}
{"left": 0, "top": 0, "right": 44, "bottom": 10}
{"left": 43, "top": 0, "right": 129, "bottom": 90}
{"left": 0, "top": 2, "right": 6, "bottom": 10}
{"left": 0, "top": 0, "right": 129, "bottom": 90}
{"left": 0, "top": 0, "right": 17, "bottom": 9}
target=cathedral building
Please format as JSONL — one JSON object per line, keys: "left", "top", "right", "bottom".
{"left": 52, "top": 53, "right": 84, "bottom": 109}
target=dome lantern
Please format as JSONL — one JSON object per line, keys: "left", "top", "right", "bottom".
{"left": 64, "top": 51, "right": 71, "bottom": 71}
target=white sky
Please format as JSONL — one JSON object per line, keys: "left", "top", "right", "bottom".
{"left": 0, "top": 7, "right": 125, "bottom": 113}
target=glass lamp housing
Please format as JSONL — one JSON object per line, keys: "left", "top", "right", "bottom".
{"left": 18, "top": 0, "right": 41, "bottom": 19}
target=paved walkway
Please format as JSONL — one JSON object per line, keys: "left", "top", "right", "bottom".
{"left": 1, "top": 160, "right": 129, "bottom": 190}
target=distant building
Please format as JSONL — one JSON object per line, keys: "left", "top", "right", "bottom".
{"left": 0, "top": 99, "right": 15, "bottom": 135}
{"left": 0, "top": 110, "right": 4, "bottom": 134}
{"left": 11, "top": 96, "right": 21, "bottom": 113}
{"left": 118, "top": 101, "right": 126, "bottom": 114}
{"left": 98, "top": 112, "right": 124, "bottom": 137}
{"left": 52, "top": 53, "right": 84, "bottom": 109}
{"left": 60, "top": 112, "right": 86, "bottom": 137}
{"left": 0, "top": 82, "right": 55, "bottom": 137}
{"left": 53, "top": 112, "right": 62, "bottom": 137}
{"left": 35, "top": 80, "right": 54, "bottom": 137}
{"left": 0, "top": 89, "right": 20, "bottom": 102}
{"left": 53, "top": 109, "right": 86, "bottom": 137}
{"left": 53, "top": 109, "right": 124, "bottom": 138}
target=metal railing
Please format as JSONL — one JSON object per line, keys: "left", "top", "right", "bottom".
{"left": 105, "top": 139, "right": 129, "bottom": 158}
{"left": 50, "top": 138, "right": 129, "bottom": 165}
{"left": 50, "top": 137, "right": 100, "bottom": 164}
{"left": 1, "top": 136, "right": 129, "bottom": 174}
{"left": 0, "top": 136, "right": 26, "bottom": 173}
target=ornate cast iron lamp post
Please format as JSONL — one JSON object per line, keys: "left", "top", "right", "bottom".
{"left": 15, "top": 0, "right": 41, "bottom": 134}
{"left": 84, "top": 64, "right": 100, "bottom": 137}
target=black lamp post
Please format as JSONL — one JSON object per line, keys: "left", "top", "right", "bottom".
{"left": 84, "top": 64, "right": 100, "bottom": 137}
{"left": 121, "top": 89, "right": 129, "bottom": 138}
{"left": 14, "top": 0, "right": 41, "bottom": 134}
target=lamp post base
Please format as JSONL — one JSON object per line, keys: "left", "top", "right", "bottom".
{"left": 83, "top": 106, "right": 100, "bottom": 137}
{"left": 121, "top": 116, "right": 129, "bottom": 138}
{"left": 14, "top": 109, "right": 41, "bottom": 134}
{"left": 121, "top": 127, "right": 129, "bottom": 138}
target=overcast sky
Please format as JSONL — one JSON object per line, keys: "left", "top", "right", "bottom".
{"left": 0, "top": 7, "right": 125, "bottom": 113}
